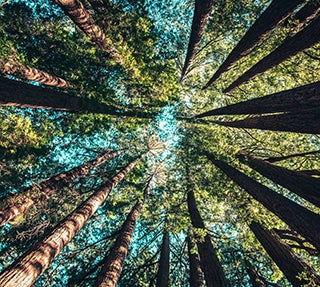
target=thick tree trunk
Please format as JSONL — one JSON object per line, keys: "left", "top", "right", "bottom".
{"left": 0, "top": 76, "right": 154, "bottom": 118}
{"left": 94, "top": 200, "right": 144, "bottom": 287}
{"left": 293, "top": 2, "right": 320, "bottom": 31}
{"left": 0, "top": 157, "right": 140, "bottom": 287}
{"left": 187, "top": 189, "right": 229, "bottom": 287}
{"left": 237, "top": 152, "right": 320, "bottom": 208}
{"left": 155, "top": 230, "right": 170, "bottom": 287}
{"left": 244, "top": 258, "right": 266, "bottom": 287}
{"left": 203, "top": 0, "right": 305, "bottom": 89}
{"left": 205, "top": 152, "right": 320, "bottom": 250}
{"left": 265, "top": 150, "right": 320, "bottom": 163}
{"left": 224, "top": 17, "right": 320, "bottom": 93}
{"left": 215, "top": 108, "right": 320, "bottom": 134}
{"left": 0, "top": 149, "right": 123, "bottom": 227}
{"left": 250, "top": 221, "right": 320, "bottom": 286}
{"left": 196, "top": 81, "right": 320, "bottom": 118}
{"left": 180, "top": 0, "right": 214, "bottom": 81}
{"left": 187, "top": 236, "right": 205, "bottom": 287}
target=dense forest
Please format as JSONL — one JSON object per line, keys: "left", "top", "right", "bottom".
{"left": 0, "top": 0, "right": 320, "bottom": 286}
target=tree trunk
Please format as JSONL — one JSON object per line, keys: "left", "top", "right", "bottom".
{"left": 94, "top": 200, "right": 144, "bottom": 287}
{"left": 250, "top": 221, "right": 320, "bottom": 286}
{"left": 203, "top": 0, "right": 305, "bottom": 89}
{"left": 265, "top": 150, "right": 320, "bottom": 163}
{"left": 0, "top": 76, "right": 154, "bottom": 118}
{"left": 180, "top": 0, "right": 214, "bottom": 81}
{"left": 0, "top": 149, "right": 123, "bottom": 227}
{"left": 196, "top": 81, "right": 320, "bottom": 118}
{"left": 187, "top": 236, "right": 205, "bottom": 287}
{"left": 293, "top": 1, "right": 320, "bottom": 31}
{"left": 205, "top": 152, "right": 320, "bottom": 251}
{"left": 244, "top": 258, "right": 266, "bottom": 287}
{"left": 155, "top": 230, "right": 170, "bottom": 287}
{"left": 224, "top": 17, "right": 320, "bottom": 93}
{"left": 0, "top": 157, "right": 140, "bottom": 287}
{"left": 2, "top": 60, "right": 70, "bottom": 88}
{"left": 187, "top": 189, "right": 229, "bottom": 287}
{"left": 214, "top": 108, "right": 320, "bottom": 134}
{"left": 237, "top": 152, "right": 320, "bottom": 208}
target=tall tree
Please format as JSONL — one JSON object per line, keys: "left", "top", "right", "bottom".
{"left": 180, "top": 0, "right": 214, "bottom": 81}
{"left": 205, "top": 152, "right": 320, "bottom": 250}
{"left": 244, "top": 258, "right": 267, "bottom": 287}
{"left": 155, "top": 230, "right": 170, "bottom": 287}
{"left": 0, "top": 157, "right": 140, "bottom": 287}
{"left": 224, "top": 17, "right": 320, "bottom": 93}
{"left": 250, "top": 221, "right": 320, "bottom": 286}
{"left": 265, "top": 150, "right": 320, "bottom": 163}
{"left": 203, "top": 0, "right": 305, "bottom": 89}
{"left": 0, "top": 149, "right": 123, "bottom": 227}
{"left": 237, "top": 151, "right": 320, "bottom": 208}
{"left": 187, "top": 236, "right": 205, "bottom": 287}
{"left": 292, "top": 1, "right": 320, "bottom": 31}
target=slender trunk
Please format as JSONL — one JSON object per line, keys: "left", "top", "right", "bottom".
{"left": 203, "top": 0, "right": 305, "bottom": 89}
{"left": 265, "top": 150, "right": 320, "bottom": 163}
{"left": 244, "top": 258, "right": 266, "bottom": 287}
{"left": 180, "top": 0, "right": 214, "bottom": 81}
{"left": 0, "top": 150, "right": 123, "bottom": 227}
{"left": 187, "top": 236, "right": 205, "bottom": 287}
{"left": 205, "top": 152, "right": 320, "bottom": 250}
{"left": 155, "top": 230, "right": 170, "bottom": 287}
{"left": 0, "top": 76, "right": 154, "bottom": 118}
{"left": 293, "top": 2, "right": 320, "bottom": 31}
{"left": 0, "top": 157, "right": 140, "bottom": 287}
{"left": 94, "top": 200, "right": 144, "bottom": 287}
{"left": 215, "top": 108, "right": 320, "bottom": 134}
{"left": 250, "top": 221, "right": 320, "bottom": 286}
{"left": 2, "top": 60, "right": 70, "bottom": 88}
{"left": 196, "top": 81, "right": 320, "bottom": 118}
{"left": 224, "top": 17, "right": 320, "bottom": 93}
{"left": 237, "top": 152, "right": 320, "bottom": 208}
{"left": 187, "top": 189, "right": 229, "bottom": 287}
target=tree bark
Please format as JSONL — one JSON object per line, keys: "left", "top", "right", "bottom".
{"left": 180, "top": 0, "right": 214, "bottom": 81}
{"left": 237, "top": 152, "right": 320, "bottom": 208}
{"left": 244, "top": 258, "right": 266, "bottom": 287}
{"left": 155, "top": 230, "right": 170, "bottom": 287}
{"left": 187, "top": 189, "right": 229, "bottom": 287}
{"left": 0, "top": 157, "right": 140, "bottom": 287}
{"left": 292, "top": 1, "right": 320, "bottom": 31}
{"left": 0, "top": 76, "right": 154, "bottom": 118}
{"left": 205, "top": 152, "right": 320, "bottom": 251}
{"left": 224, "top": 17, "right": 320, "bottom": 93}
{"left": 94, "top": 199, "right": 144, "bottom": 287}
{"left": 187, "top": 236, "right": 205, "bottom": 287}
{"left": 265, "top": 150, "right": 320, "bottom": 163}
{"left": 250, "top": 221, "right": 320, "bottom": 286}
{"left": 0, "top": 149, "right": 123, "bottom": 227}
{"left": 203, "top": 0, "right": 305, "bottom": 89}
{"left": 196, "top": 81, "right": 320, "bottom": 118}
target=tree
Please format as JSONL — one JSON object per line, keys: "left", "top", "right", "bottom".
{"left": 265, "top": 150, "right": 320, "bottom": 163}
{"left": 244, "top": 258, "right": 267, "bottom": 287}
{"left": 155, "top": 230, "right": 170, "bottom": 287}
{"left": 187, "top": 235, "right": 205, "bottom": 287}
{"left": 0, "top": 156, "right": 140, "bottom": 287}
{"left": 250, "top": 221, "right": 320, "bottom": 286}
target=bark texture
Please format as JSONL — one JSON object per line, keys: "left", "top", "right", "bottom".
{"left": 0, "top": 157, "right": 139, "bottom": 287}
{"left": 250, "top": 221, "right": 320, "bottom": 286}
{"left": 224, "top": 17, "right": 320, "bottom": 93}
{"left": 205, "top": 152, "right": 320, "bottom": 250}
{"left": 203, "top": 0, "right": 305, "bottom": 89}
{"left": 155, "top": 230, "right": 170, "bottom": 287}
{"left": 293, "top": 1, "right": 320, "bottom": 31}
{"left": 187, "top": 236, "right": 205, "bottom": 287}
{"left": 244, "top": 258, "right": 266, "bottom": 287}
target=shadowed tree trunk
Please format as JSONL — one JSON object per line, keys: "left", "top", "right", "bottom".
{"left": 250, "top": 221, "right": 320, "bottom": 286}
{"left": 265, "top": 150, "right": 320, "bottom": 163}
{"left": 205, "top": 152, "right": 320, "bottom": 250}
{"left": 214, "top": 108, "right": 320, "bottom": 134}
{"left": 196, "top": 81, "right": 320, "bottom": 118}
{"left": 224, "top": 17, "right": 320, "bottom": 93}
{"left": 244, "top": 258, "right": 266, "bottom": 287}
{"left": 292, "top": 1, "right": 320, "bottom": 31}
{"left": 180, "top": 0, "right": 214, "bottom": 81}
{"left": 187, "top": 236, "right": 205, "bottom": 287}
{"left": 0, "top": 76, "right": 155, "bottom": 118}
{"left": 187, "top": 189, "right": 229, "bottom": 287}
{"left": 237, "top": 152, "right": 320, "bottom": 208}
{"left": 203, "top": 0, "right": 305, "bottom": 89}
{"left": 0, "top": 157, "right": 140, "bottom": 287}
{"left": 155, "top": 230, "right": 170, "bottom": 287}
{"left": 0, "top": 149, "right": 123, "bottom": 227}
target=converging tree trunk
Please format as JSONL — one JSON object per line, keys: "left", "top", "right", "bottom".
{"left": 224, "top": 17, "right": 320, "bottom": 93}
{"left": 0, "top": 157, "right": 140, "bottom": 287}
{"left": 244, "top": 258, "right": 266, "bottom": 287}
{"left": 180, "top": 0, "right": 214, "bottom": 81}
{"left": 187, "top": 189, "right": 229, "bottom": 287}
{"left": 250, "top": 221, "right": 320, "bottom": 286}
{"left": 265, "top": 150, "right": 320, "bottom": 163}
{"left": 203, "top": 0, "right": 305, "bottom": 89}
{"left": 237, "top": 152, "right": 320, "bottom": 208}
{"left": 195, "top": 81, "right": 320, "bottom": 118}
{"left": 0, "top": 149, "right": 123, "bottom": 227}
{"left": 187, "top": 236, "right": 205, "bottom": 287}
{"left": 205, "top": 152, "right": 320, "bottom": 250}
{"left": 155, "top": 230, "right": 170, "bottom": 287}
{"left": 292, "top": 1, "right": 320, "bottom": 31}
